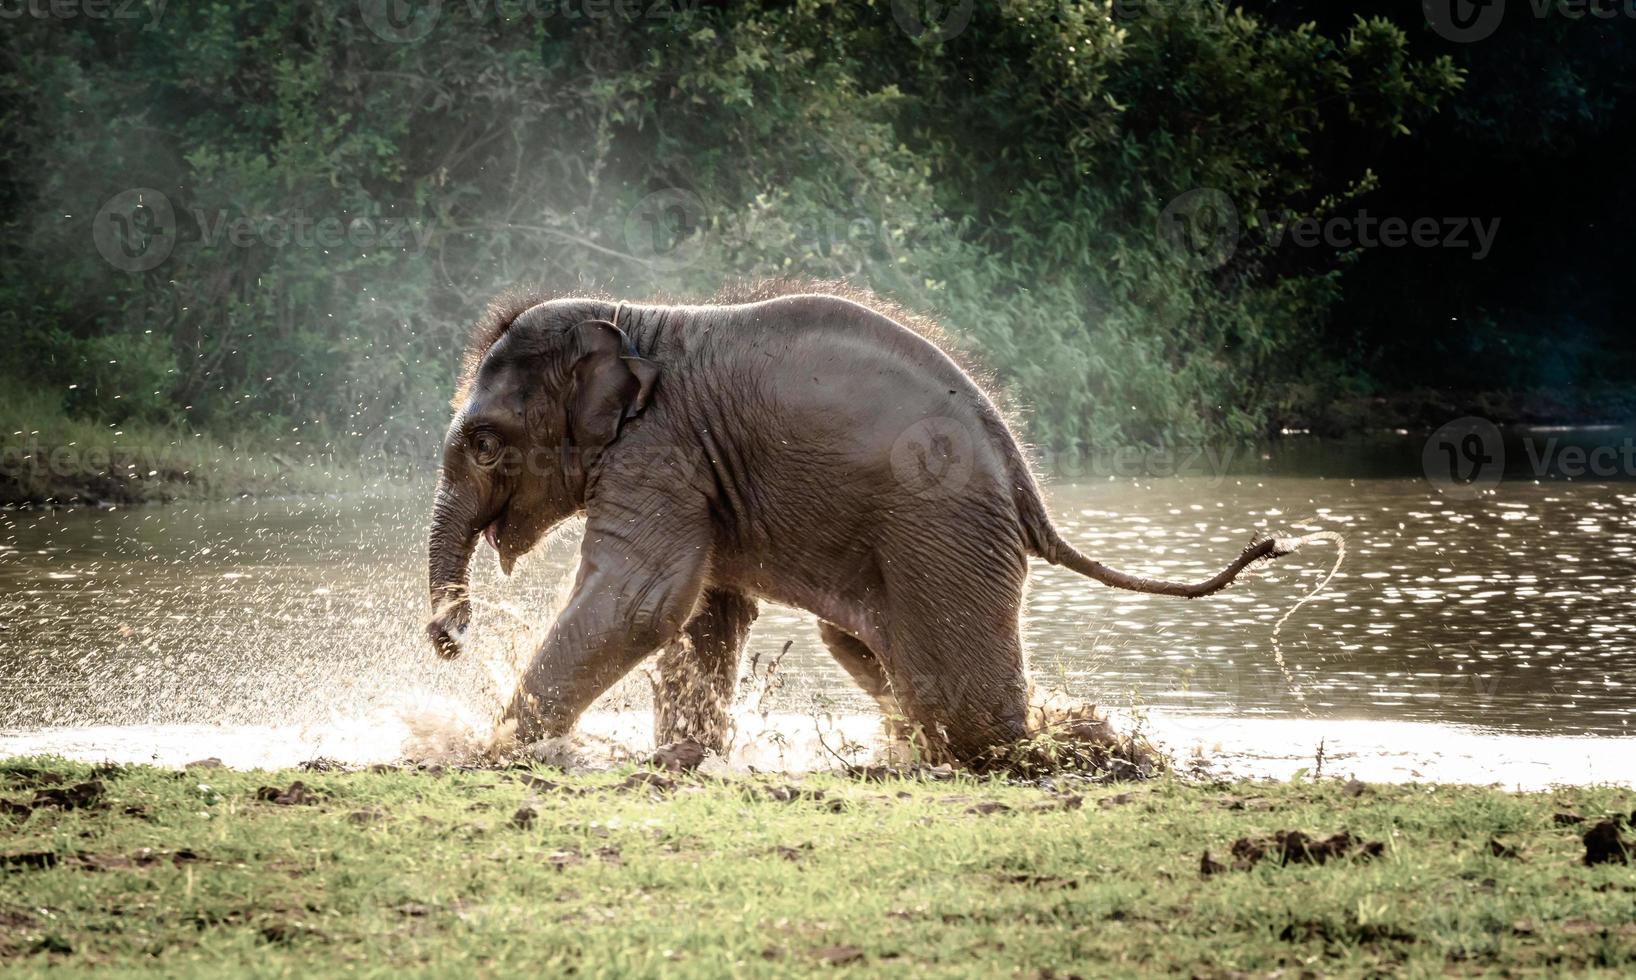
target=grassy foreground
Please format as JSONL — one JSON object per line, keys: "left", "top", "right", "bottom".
{"left": 1, "top": 758, "right": 1633, "bottom": 977}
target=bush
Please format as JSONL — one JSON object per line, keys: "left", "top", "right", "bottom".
{"left": 0, "top": 1, "right": 1460, "bottom": 452}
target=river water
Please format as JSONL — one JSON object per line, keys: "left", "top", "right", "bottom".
{"left": 3, "top": 433, "right": 1634, "bottom": 783}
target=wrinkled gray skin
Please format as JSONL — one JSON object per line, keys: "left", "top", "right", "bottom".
{"left": 427, "top": 294, "right": 1291, "bottom": 766}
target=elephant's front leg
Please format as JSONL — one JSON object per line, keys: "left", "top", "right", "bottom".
{"left": 654, "top": 589, "right": 758, "bottom": 752}
{"left": 504, "top": 531, "right": 707, "bottom": 744}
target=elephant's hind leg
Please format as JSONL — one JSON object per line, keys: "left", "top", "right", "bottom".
{"left": 654, "top": 588, "right": 758, "bottom": 752}
{"left": 876, "top": 534, "right": 1032, "bottom": 767}
{"left": 817, "top": 620, "right": 907, "bottom": 729}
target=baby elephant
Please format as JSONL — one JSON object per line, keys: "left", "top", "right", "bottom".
{"left": 426, "top": 288, "right": 1296, "bottom": 765}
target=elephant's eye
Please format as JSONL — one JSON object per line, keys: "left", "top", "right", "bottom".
{"left": 470, "top": 431, "right": 501, "bottom": 465}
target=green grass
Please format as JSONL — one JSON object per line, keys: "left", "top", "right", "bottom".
{"left": 2, "top": 760, "right": 1633, "bottom": 976}
{"left": 0, "top": 382, "right": 379, "bottom": 506}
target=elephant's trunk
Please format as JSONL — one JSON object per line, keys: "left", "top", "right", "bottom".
{"left": 426, "top": 477, "right": 480, "bottom": 659}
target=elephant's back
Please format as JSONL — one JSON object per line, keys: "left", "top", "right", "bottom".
{"left": 694, "top": 294, "right": 1028, "bottom": 501}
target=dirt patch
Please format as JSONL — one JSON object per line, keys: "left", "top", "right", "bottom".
{"left": 508, "top": 772, "right": 589, "bottom": 796}
{"left": 965, "top": 801, "right": 1012, "bottom": 816}
{"left": 0, "top": 766, "right": 68, "bottom": 788}
{"left": 774, "top": 844, "right": 812, "bottom": 862}
{"left": 1, "top": 848, "right": 198, "bottom": 873}
{"left": 764, "top": 784, "right": 826, "bottom": 803}
{"left": 1202, "top": 830, "right": 1385, "bottom": 875}
{"left": 998, "top": 873, "right": 1078, "bottom": 890}
{"left": 1488, "top": 838, "right": 1521, "bottom": 859}
{"left": 72, "top": 849, "right": 201, "bottom": 871}
{"left": 27, "top": 780, "right": 106, "bottom": 812}
{"left": 616, "top": 771, "right": 678, "bottom": 794}
{"left": 1, "top": 852, "right": 58, "bottom": 871}
{"left": 254, "top": 782, "right": 322, "bottom": 805}
{"left": 847, "top": 764, "right": 957, "bottom": 783}
{"left": 814, "top": 945, "right": 865, "bottom": 966}
{"left": 545, "top": 849, "right": 583, "bottom": 870}
{"left": 511, "top": 806, "right": 537, "bottom": 830}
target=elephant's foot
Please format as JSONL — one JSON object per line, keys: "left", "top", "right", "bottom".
{"left": 652, "top": 642, "right": 735, "bottom": 754}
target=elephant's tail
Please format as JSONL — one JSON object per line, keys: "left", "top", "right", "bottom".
{"left": 1026, "top": 513, "right": 1327, "bottom": 598}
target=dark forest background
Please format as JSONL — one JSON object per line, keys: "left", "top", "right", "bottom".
{"left": 1, "top": 0, "right": 1631, "bottom": 466}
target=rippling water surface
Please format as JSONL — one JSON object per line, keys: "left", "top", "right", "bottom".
{"left": 3, "top": 434, "right": 1634, "bottom": 772}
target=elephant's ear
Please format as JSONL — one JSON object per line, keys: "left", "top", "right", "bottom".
{"left": 566, "top": 319, "right": 660, "bottom": 455}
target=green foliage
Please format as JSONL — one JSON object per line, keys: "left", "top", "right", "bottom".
{"left": 0, "top": 1, "right": 1461, "bottom": 452}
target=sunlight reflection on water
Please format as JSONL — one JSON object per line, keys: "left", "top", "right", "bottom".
{"left": 3, "top": 444, "right": 1635, "bottom": 779}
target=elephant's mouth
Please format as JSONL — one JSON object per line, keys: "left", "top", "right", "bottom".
{"left": 482, "top": 507, "right": 522, "bottom": 576}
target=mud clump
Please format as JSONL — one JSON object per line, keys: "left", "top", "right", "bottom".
{"left": 253, "top": 782, "right": 322, "bottom": 806}
{"left": 1202, "top": 830, "right": 1384, "bottom": 875}
{"left": 764, "top": 784, "right": 826, "bottom": 803}
{"left": 651, "top": 739, "right": 708, "bottom": 773}
{"left": 1582, "top": 819, "right": 1630, "bottom": 866}
{"left": 2, "top": 851, "right": 59, "bottom": 870}
{"left": 27, "top": 780, "right": 106, "bottom": 812}
{"left": 965, "top": 801, "right": 1013, "bottom": 816}
{"left": 512, "top": 773, "right": 586, "bottom": 796}
{"left": 617, "top": 771, "right": 678, "bottom": 794}
{"left": 848, "top": 764, "right": 956, "bottom": 783}
{"left": 814, "top": 945, "right": 865, "bottom": 966}
{"left": 2, "top": 848, "right": 200, "bottom": 872}
{"left": 1019, "top": 692, "right": 1158, "bottom": 780}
